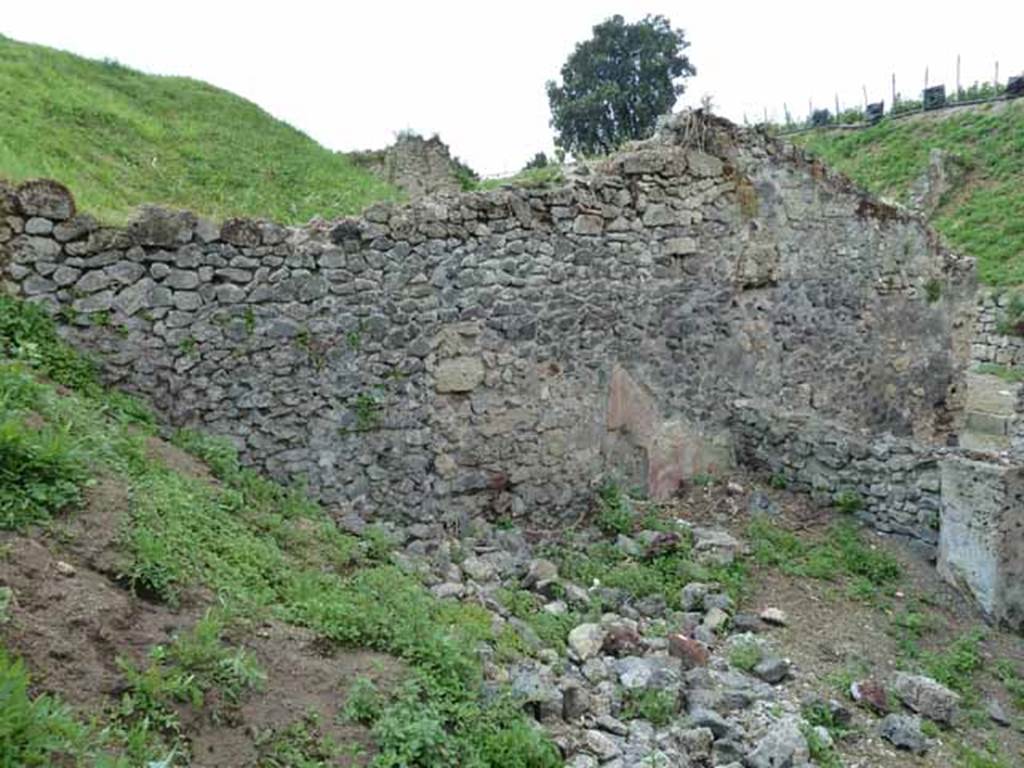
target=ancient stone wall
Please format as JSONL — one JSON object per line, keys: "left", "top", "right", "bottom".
{"left": 0, "top": 115, "right": 975, "bottom": 525}
{"left": 349, "top": 133, "right": 466, "bottom": 200}
{"left": 732, "top": 400, "right": 944, "bottom": 546}
{"left": 971, "top": 289, "right": 1024, "bottom": 368}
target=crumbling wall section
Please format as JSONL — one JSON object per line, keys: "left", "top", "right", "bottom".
{"left": 0, "top": 116, "right": 975, "bottom": 524}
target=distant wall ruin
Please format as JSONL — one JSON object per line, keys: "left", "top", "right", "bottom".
{"left": 349, "top": 133, "right": 466, "bottom": 200}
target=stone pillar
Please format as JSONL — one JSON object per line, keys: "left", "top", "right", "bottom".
{"left": 938, "top": 456, "right": 1024, "bottom": 629}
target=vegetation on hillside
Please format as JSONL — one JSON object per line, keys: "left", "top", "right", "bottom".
{"left": 0, "top": 35, "right": 400, "bottom": 224}
{"left": 0, "top": 296, "right": 559, "bottom": 767}
{"left": 795, "top": 100, "right": 1024, "bottom": 285}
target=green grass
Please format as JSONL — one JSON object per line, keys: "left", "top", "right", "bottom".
{"left": 547, "top": 533, "right": 746, "bottom": 609}
{"left": 727, "top": 639, "right": 763, "bottom": 672}
{"left": 747, "top": 516, "right": 901, "bottom": 600}
{"left": 477, "top": 165, "right": 564, "bottom": 191}
{"left": 620, "top": 689, "right": 677, "bottom": 726}
{"left": 796, "top": 100, "right": 1024, "bottom": 285}
{"left": 973, "top": 363, "right": 1024, "bottom": 383}
{"left": 0, "top": 36, "right": 400, "bottom": 224}
{"left": 0, "top": 297, "right": 561, "bottom": 767}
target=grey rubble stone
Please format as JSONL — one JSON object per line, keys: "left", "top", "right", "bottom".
{"left": 164, "top": 269, "right": 200, "bottom": 290}
{"left": 53, "top": 214, "right": 97, "bottom": 243}
{"left": 573, "top": 214, "right": 604, "bottom": 235}
{"left": 702, "top": 606, "right": 730, "bottom": 633}
{"left": 11, "top": 235, "right": 61, "bottom": 263}
{"left": 194, "top": 217, "right": 220, "bottom": 243}
{"left": 52, "top": 265, "right": 81, "bottom": 287}
{"left": 113, "top": 278, "right": 157, "bottom": 316}
{"left": 752, "top": 656, "right": 791, "bottom": 684}
{"left": 686, "top": 150, "right": 724, "bottom": 178}
{"left": 664, "top": 236, "right": 697, "bottom": 256}
{"left": 672, "top": 727, "right": 713, "bottom": 762}
{"left": 25, "top": 217, "right": 53, "bottom": 235}
{"left": 460, "top": 555, "right": 497, "bottom": 582}
{"left": 688, "top": 707, "right": 736, "bottom": 739}
{"left": 216, "top": 267, "right": 253, "bottom": 283}
{"left": 681, "top": 582, "right": 712, "bottom": 611}
{"left": 891, "top": 672, "right": 960, "bottom": 725}
{"left": 879, "top": 713, "right": 929, "bottom": 754}
{"left": 108, "top": 260, "right": 146, "bottom": 285}
{"left": 434, "top": 356, "right": 485, "bottom": 393}
{"left": 568, "top": 623, "right": 606, "bottom": 661}
{"left": 129, "top": 206, "right": 195, "bottom": 247}
{"left": 641, "top": 204, "right": 676, "bottom": 226}
{"left": 614, "top": 656, "right": 681, "bottom": 690}
{"left": 987, "top": 699, "right": 1011, "bottom": 727}
{"left": 221, "top": 217, "right": 262, "bottom": 247}
{"left": 583, "top": 729, "right": 620, "bottom": 760}
{"left": 172, "top": 291, "right": 203, "bottom": 311}
{"left": 745, "top": 717, "right": 809, "bottom": 768}
{"left": 16, "top": 179, "right": 74, "bottom": 220}
{"left": 215, "top": 284, "right": 248, "bottom": 303}
{"left": 22, "top": 275, "right": 56, "bottom": 295}
{"left": 565, "top": 755, "right": 598, "bottom": 768}
{"left": 74, "top": 270, "right": 115, "bottom": 293}
{"left": 72, "top": 289, "right": 114, "bottom": 313}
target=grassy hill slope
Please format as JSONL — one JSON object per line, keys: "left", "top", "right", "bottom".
{"left": 0, "top": 35, "right": 400, "bottom": 224}
{"left": 795, "top": 100, "right": 1024, "bottom": 286}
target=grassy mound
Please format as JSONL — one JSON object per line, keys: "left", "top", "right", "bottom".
{"left": 794, "top": 100, "right": 1024, "bottom": 285}
{"left": 0, "top": 35, "right": 400, "bottom": 224}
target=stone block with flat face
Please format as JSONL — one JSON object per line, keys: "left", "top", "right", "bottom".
{"left": 938, "top": 456, "right": 1024, "bottom": 629}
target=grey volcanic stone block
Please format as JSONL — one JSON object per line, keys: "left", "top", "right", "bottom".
{"left": 938, "top": 456, "right": 1024, "bottom": 629}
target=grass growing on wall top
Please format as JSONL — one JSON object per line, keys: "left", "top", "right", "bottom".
{"left": 795, "top": 100, "right": 1024, "bottom": 286}
{"left": 0, "top": 36, "right": 401, "bottom": 224}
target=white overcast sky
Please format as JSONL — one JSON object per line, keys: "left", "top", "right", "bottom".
{"left": 3, "top": 2, "right": 1023, "bottom": 175}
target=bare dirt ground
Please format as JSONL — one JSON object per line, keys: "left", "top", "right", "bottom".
{"left": 0, "top": 437, "right": 402, "bottom": 767}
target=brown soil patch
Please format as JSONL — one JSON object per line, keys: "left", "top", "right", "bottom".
{"left": 0, "top": 434, "right": 403, "bottom": 766}
{"left": 189, "top": 624, "right": 403, "bottom": 768}
{"left": 0, "top": 528, "right": 197, "bottom": 706}
{"left": 144, "top": 434, "right": 215, "bottom": 481}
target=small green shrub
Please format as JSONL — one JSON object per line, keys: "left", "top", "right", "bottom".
{"left": 343, "top": 676, "right": 384, "bottom": 725}
{"left": 834, "top": 490, "right": 863, "bottom": 514}
{"left": 0, "top": 409, "right": 86, "bottom": 529}
{"left": 993, "top": 659, "right": 1024, "bottom": 710}
{"left": 596, "top": 481, "right": 633, "bottom": 535}
{"left": 0, "top": 648, "right": 92, "bottom": 766}
{"left": 351, "top": 390, "right": 384, "bottom": 432}
{"left": 924, "top": 279, "right": 943, "bottom": 303}
{"left": 728, "top": 639, "right": 762, "bottom": 672}
{"left": 621, "top": 688, "right": 678, "bottom": 726}
{"left": 800, "top": 723, "right": 842, "bottom": 768}
{"left": 801, "top": 700, "right": 853, "bottom": 740}
{"left": 691, "top": 472, "right": 715, "bottom": 488}
{"left": 0, "top": 295, "right": 100, "bottom": 395}
{"left": 255, "top": 712, "right": 341, "bottom": 767}
{"left": 922, "top": 629, "right": 986, "bottom": 694}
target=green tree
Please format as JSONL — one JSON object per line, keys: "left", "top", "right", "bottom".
{"left": 546, "top": 15, "right": 695, "bottom": 157}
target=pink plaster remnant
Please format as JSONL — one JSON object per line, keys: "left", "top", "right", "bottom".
{"left": 606, "top": 365, "right": 730, "bottom": 500}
